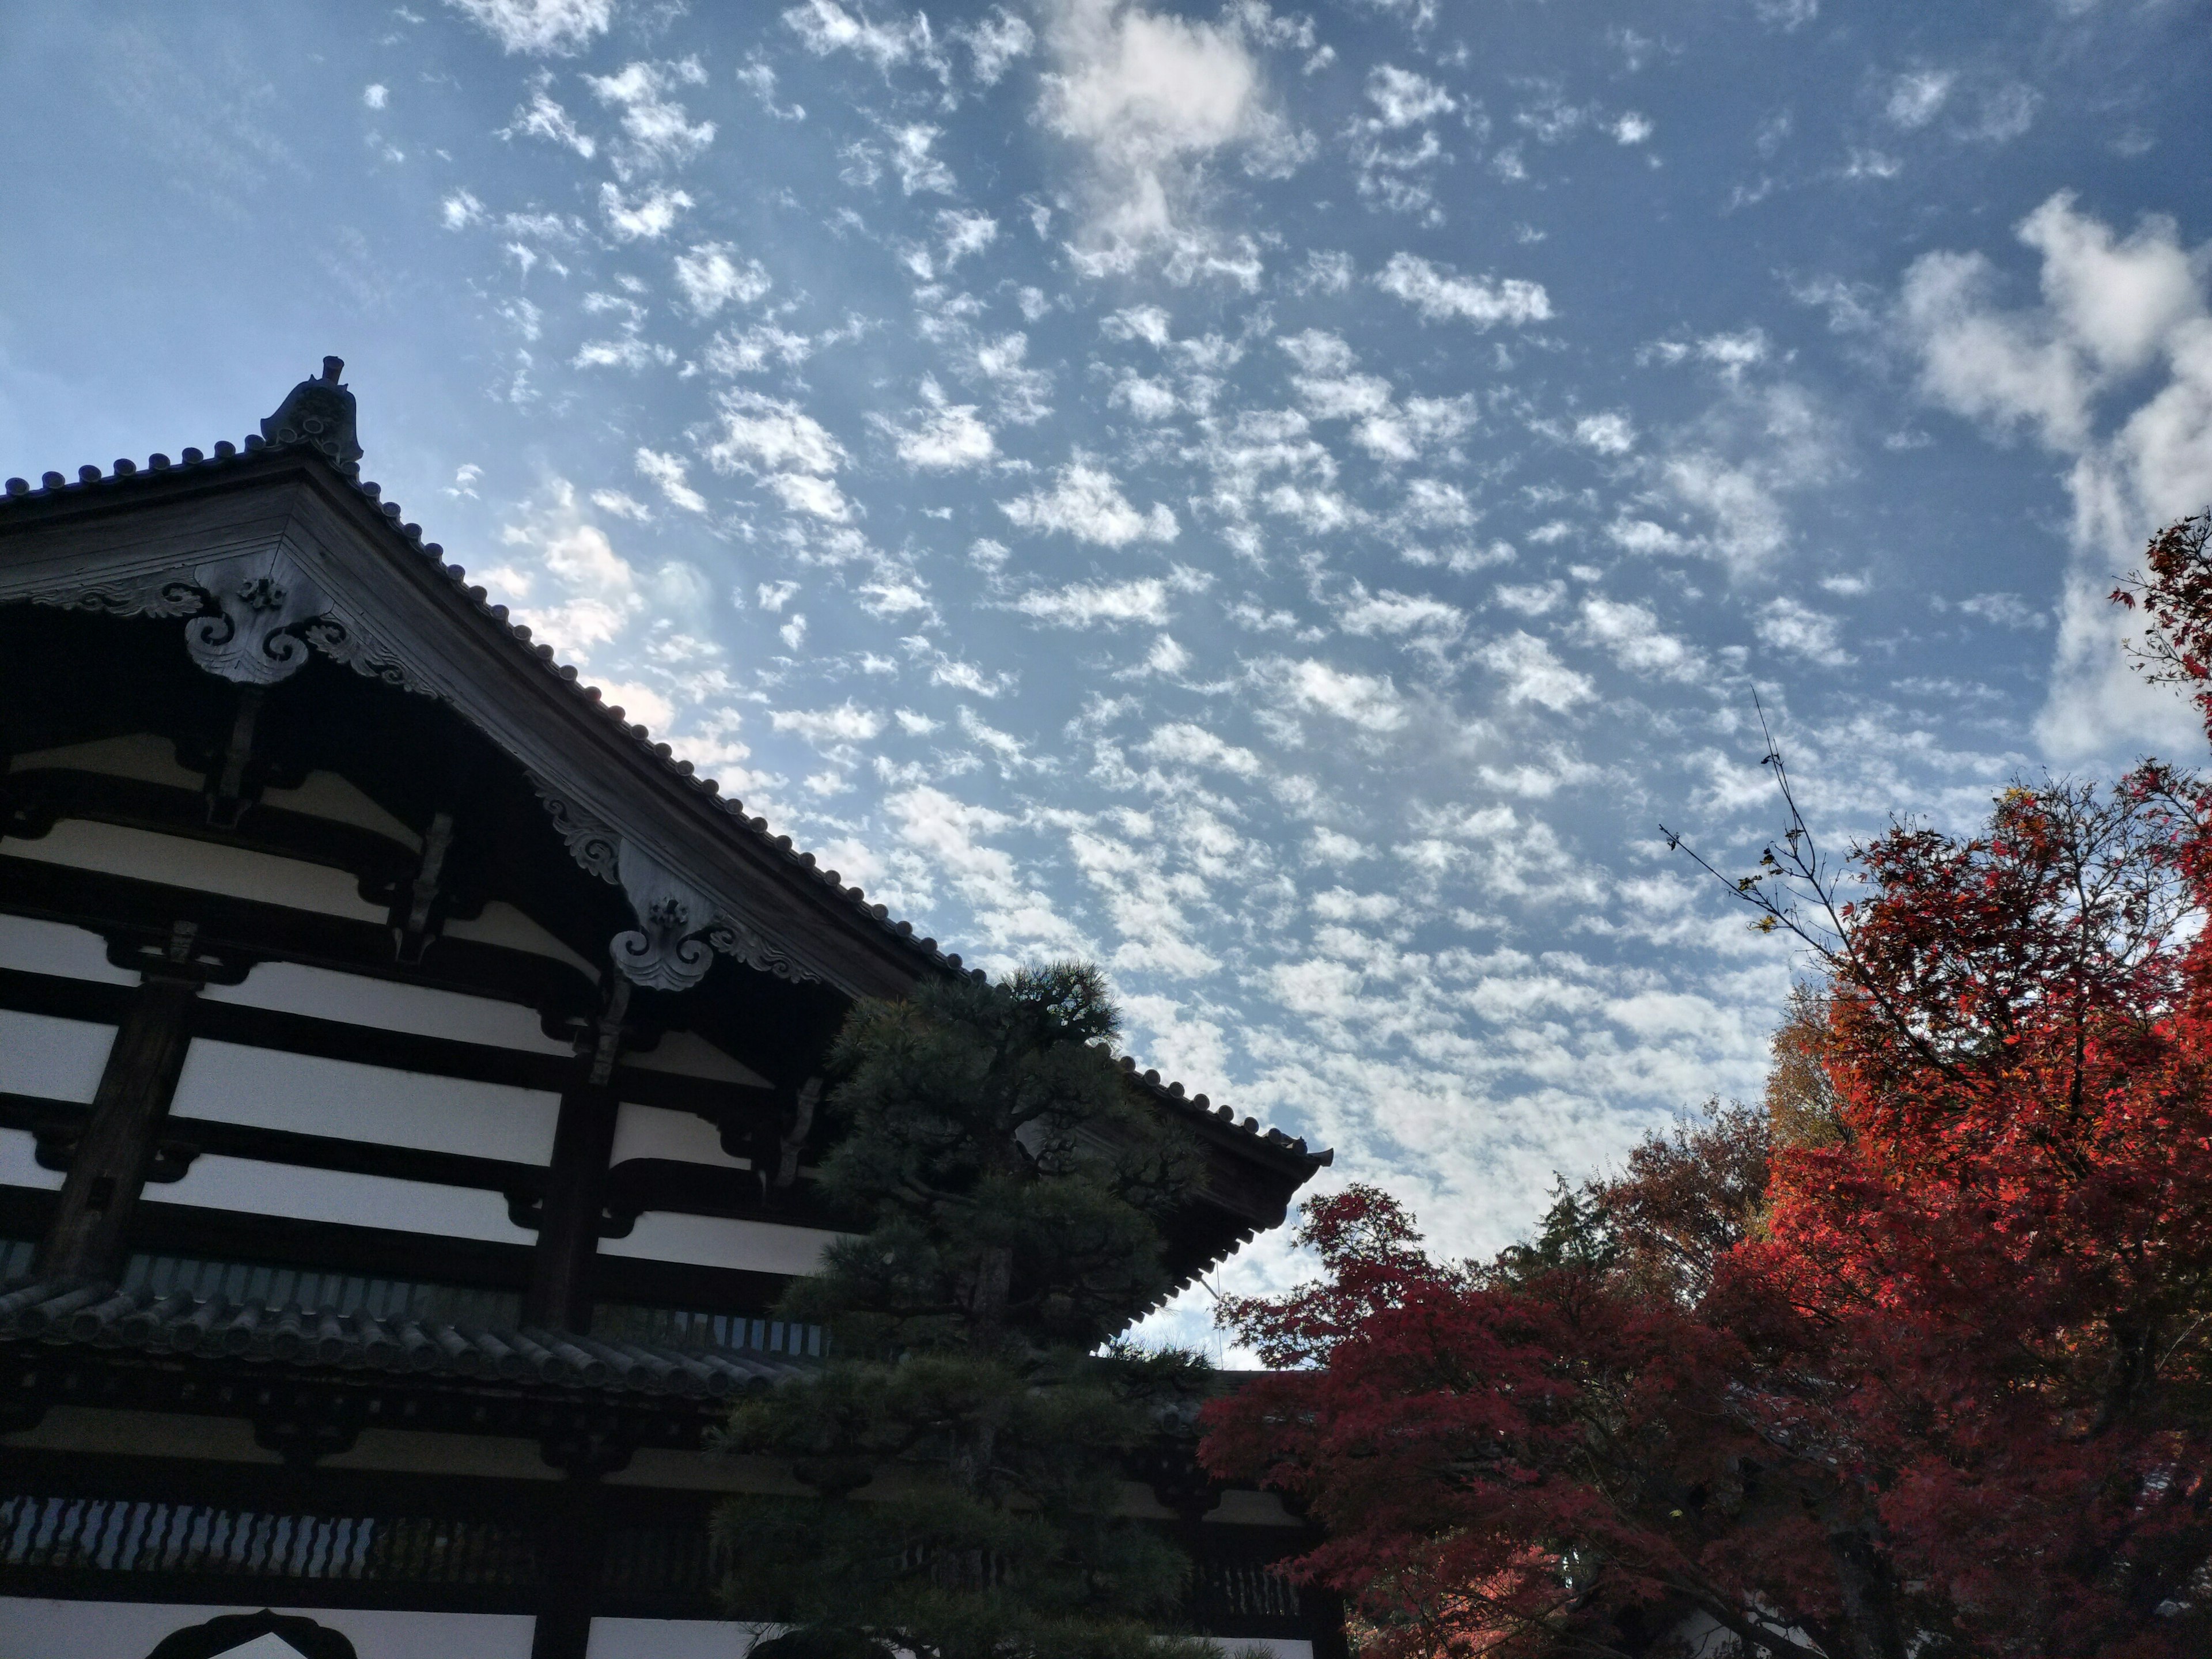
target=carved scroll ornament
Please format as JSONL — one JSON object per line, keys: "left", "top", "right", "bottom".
{"left": 528, "top": 772, "right": 809, "bottom": 993}
{"left": 15, "top": 533, "right": 815, "bottom": 995}
{"left": 30, "top": 546, "right": 422, "bottom": 694}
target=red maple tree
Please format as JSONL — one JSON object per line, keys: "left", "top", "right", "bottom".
{"left": 1204, "top": 513, "right": 2212, "bottom": 1657}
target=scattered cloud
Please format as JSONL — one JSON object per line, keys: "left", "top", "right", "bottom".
{"left": 1000, "top": 461, "right": 1178, "bottom": 545}
{"left": 673, "top": 243, "right": 771, "bottom": 317}
{"left": 1478, "top": 631, "right": 1597, "bottom": 712}
{"left": 444, "top": 0, "right": 612, "bottom": 55}
{"left": 1376, "top": 253, "right": 1553, "bottom": 327}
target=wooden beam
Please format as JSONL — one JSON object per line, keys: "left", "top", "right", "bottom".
{"left": 37, "top": 956, "right": 201, "bottom": 1281}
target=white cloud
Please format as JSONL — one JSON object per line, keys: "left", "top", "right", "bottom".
{"left": 785, "top": 0, "right": 944, "bottom": 74}
{"left": 1607, "top": 518, "right": 1692, "bottom": 556}
{"left": 1896, "top": 196, "right": 2211, "bottom": 758}
{"left": 1575, "top": 412, "right": 1637, "bottom": 454}
{"left": 887, "top": 786, "right": 1090, "bottom": 957}
{"left": 736, "top": 59, "right": 805, "bottom": 121}
{"left": 767, "top": 474, "right": 854, "bottom": 521}
{"left": 707, "top": 390, "right": 849, "bottom": 478}
{"left": 1139, "top": 722, "right": 1263, "bottom": 777}
{"left": 1376, "top": 252, "right": 1552, "bottom": 327}
{"left": 503, "top": 87, "right": 596, "bottom": 157}
{"left": 1338, "top": 588, "right": 1465, "bottom": 645}
{"left": 634, "top": 448, "right": 706, "bottom": 513}
{"left": 1575, "top": 596, "right": 1703, "bottom": 681}
{"left": 444, "top": 0, "right": 612, "bottom": 55}
{"left": 600, "top": 183, "right": 694, "bottom": 240}
{"left": 885, "top": 123, "right": 956, "bottom": 194}
{"left": 1900, "top": 192, "right": 2203, "bottom": 450}
{"left": 673, "top": 244, "right": 771, "bottom": 317}
{"left": 1494, "top": 580, "right": 1565, "bottom": 616}
{"left": 1957, "top": 591, "right": 2046, "bottom": 630}
{"left": 881, "top": 381, "right": 997, "bottom": 471}
{"left": 938, "top": 209, "right": 998, "bottom": 265}
{"left": 363, "top": 84, "right": 389, "bottom": 109}
{"left": 1264, "top": 658, "right": 1409, "bottom": 732}
{"left": 1755, "top": 596, "right": 1852, "bottom": 666}
{"left": 1013, "top": 577, "right": 1176, "bottom": 628}
{"left": 1478, "top": 632, "right": 1596, "bottom": 712}
{"left": 1885, "top": 69, "right": 1953, "bottom": 129}
{"left": 771, "top": 702, "right": 885, "bottom": 746}
{"left": 956, "top": 7, "right": 1034, "bottom": 83}
{"left": 441, "top": 190, "right": 486, "bottom": 230}
{"left": 1612, "top": 112, "right": 1653, "bottom": 144}
{"left": 1363, "top": 65, "right": 1454, "bottom": 129}
{"left": 586, "top": 58, "right": 715, "bottom": 176}
{"left": 1000, "top": 461, "right": 1178, "bottom": 545}
{"left": 705, "top": 324, "right": 814, "bottom": 376}
{"left": 1040, "top": 0, "right": 1304, "bottom": 248}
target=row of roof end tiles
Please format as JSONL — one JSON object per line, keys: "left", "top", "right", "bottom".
{"left": 0, "top": 437, "right": 1324, "bottom": 1167}
{"left": 0, "top": 1278, "right": 812, "bottom": 1398}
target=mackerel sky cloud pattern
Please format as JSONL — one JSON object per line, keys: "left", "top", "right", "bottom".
{"left": 2, "top": 0, "right": 2210, "bottom": 1352}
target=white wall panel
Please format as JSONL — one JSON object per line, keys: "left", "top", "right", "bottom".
{"left": 3, "top": 820, "right": 387, "bottom": 923}
{"left": 261, "top": 771, "right": 422, "bottom": 848}
{"left": 624, "top": 1031, "right": 768, "bottom": 1086}
{"left": 611, "top": 1103, "right": 748, "bottom": 1169}
{"left": 601, "top": 1212, "right": 838, "bottom": 1277}
{"left": 161, "top": 1155, "right": 538, "bottom": 1244}
{"left": 0, "top": 1127, "right": 64, "bottom": 1191}
{"left": 586, "top": 1619, "right": 781, "bottom": 1658}
{"left": 443, "top": 902, "right": 600, "bottom": 976}
{"left": 0, "top": 912, "right": 138, "bottom": 985}
{"left": 0, "top": 1009, "right": 115, "bottom": 1102}
{"left": 9, "top": 733, "right": 203, "bottom": 791}
{"left": 171, "top": 1041, "right": 561, "bottom": 1164}
{"left": 204, "top": 962, "right": 574, "bottom": 1056}
{"left": 0, "top": 1598, "right": 535, "bottom": 1659}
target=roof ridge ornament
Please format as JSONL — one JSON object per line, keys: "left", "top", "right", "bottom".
{"left": 261, "top": 355, "right": 363, "bottom": 476}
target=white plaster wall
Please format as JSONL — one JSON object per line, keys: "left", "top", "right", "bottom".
{"left": 442, "top": 902, "right": 599, "bottom": 976}
{"left": 611, "top": 1103, "right": 749, "bottom": 1169}
{"left": 0, "top": 912, "right": 138, "bottom": 985}
{"left": 203, "top": 962, "right": 573, "bottom": 1056}
{"left": 0, "top": 1009, "right": 115, "bottom": 1101}
{"left": 586, "top": 1619, "right": 782, "bottom": 1658}
{"left": 601, "top": 1212, "right": 838, "bottom": 1277}
{"left": 580, "top": 1622, "right": 1305, "bottom": 1658}
{"left": 0, "top": 1599, "right": 536, "bottom": 1659}
{"left": 260, "top": 772, "right": 422, "bottom": 849}
{"left": 3, "top": 821, "right": 387, "bottom": 924}
{"left": 10, "top": 737, "right": 422, "bottom": 853}
{"left": 0, "top": 1126, "right": 64, "bottom": 1191}
{"left": 171, "top": 1040, "right": 562, "bottom": 1164}
{"left": 624, "top": 1031, "right": 768, "bottom": 1086}
{"left": 8, "top": 733, "right": 203, "bottom": 791}
{"left": 160, "top": 1155, "right": 538, "bottom": 1245}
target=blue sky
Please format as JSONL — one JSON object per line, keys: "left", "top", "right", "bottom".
{"left": 5, "top": 0, "right": 2211, "bottom": 1346}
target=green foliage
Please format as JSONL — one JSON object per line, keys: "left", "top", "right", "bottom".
{"left": 715, "top": 964, "right": 1223, "bottom": 1659}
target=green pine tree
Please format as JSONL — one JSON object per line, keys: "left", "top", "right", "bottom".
{"left": 714, "top": 964, "right": 1230, "bottom": 1659}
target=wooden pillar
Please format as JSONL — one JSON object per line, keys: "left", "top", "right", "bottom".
{"left": 37, "top": 967, "right": 201, "bottom": 1282}
{"left": 530, "top": 1483, "right": 603, "bottom": 1659}
{"left": 533, "top": 1432, "right": 626, "bottom": 1659}
{"left": 525, "top": 981, "right": 628, "bottom": 1331}
{"left": 526, "top": 1082, "right": 620, "bottom": 1330}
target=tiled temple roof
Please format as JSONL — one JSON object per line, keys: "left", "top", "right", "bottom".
{"left": 0, "top": 1277, "right": 812, "bottom": 1398}
{"left": 2, "top": 412, "right": 1330, "bottom": 1176}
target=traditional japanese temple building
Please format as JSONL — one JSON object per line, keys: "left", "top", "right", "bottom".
{"left": 0, "top": 362, "right": 1338, "bottom": 1659}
